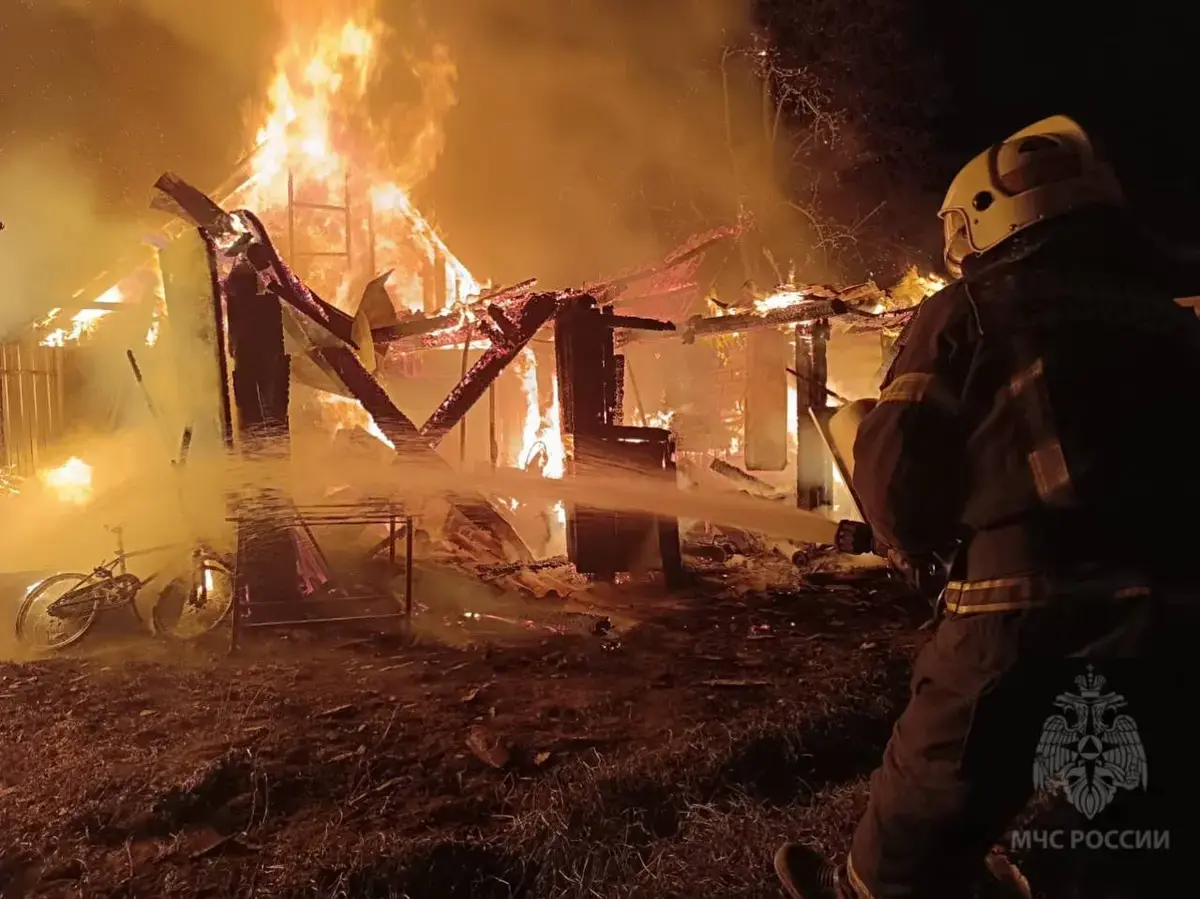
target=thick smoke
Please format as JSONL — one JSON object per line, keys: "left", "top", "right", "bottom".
{"left": 0, "top": 0, "right": 280, "bottom": 335}
{"left": 412, "top": 0, "right": 810, "bottom": 287}
{"left": 0, "top": 148, "right": 143, "bottom": 338}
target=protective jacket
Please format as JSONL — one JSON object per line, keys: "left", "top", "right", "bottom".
{"left": 853, "top": 208, "right": 1200, "bottom": 613}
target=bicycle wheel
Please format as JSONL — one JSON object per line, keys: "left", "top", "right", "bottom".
{"left": 151, "top": 555, "right": 234, "bottom": 640}
{"left": 15, "top": 573, "right": 100, "bottom": 652}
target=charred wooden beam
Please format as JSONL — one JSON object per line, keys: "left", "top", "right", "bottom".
{"left": 687, "top": 301, "right": 838, "bottom": 341}
{"left": 615, "top": 282, "right": 887, "bottom": 348}
{"left": 577, "top": 222, "right": 743, "bottom": 303}
{"left": 317, "top": 345, "right": 533, "bottom": 560}
{"left": 709, "top": 458, "right": 779, "bottom": 498}
{"left": 223, "top": 254, "right": 300, "bottom": 614}
{"left": 555, "top": 298, "right": 684, "bottom": 585}
{"left": 370, "top": 311, "right": 458, "bottom": 344}
{"left": 419, "top": 292, "right": 560, "bottom": 446}
{"left": 613, "top": 300, "right": 835, "bottom": 348}
{"left": 152, "top": 172, "right": 236, "bottom": 235}
{"left": 604, "top": 314, "right": 676, "bottom": 331}
{"left": 611, "top": 354, "right": 626, "bottom": 425}
{"left": 225, "top": 260, "right": 291, "bottom": 444}
{"left": 240, "top": 211, "right": 357, "bottom": 348}
{"left": 600, "top": 307, "right": 618, "bottom": 429}
{"left": 555, "top": 297, "right": 611, "bottom": 436}
{"left": 317, "top": 346, "right": 426, "bottom": 451}
{"left": 485, "top": 303, "right": 521, "bottom": 343}
{"left": 378, "top": 292, "right": 535, "bottom": 352}
{"left": 380, "top": 228, "right": 734, "bottom": 354}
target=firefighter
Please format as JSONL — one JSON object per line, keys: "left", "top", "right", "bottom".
{"left": 774, "top": 114, "right": 1200, "bottom": 898}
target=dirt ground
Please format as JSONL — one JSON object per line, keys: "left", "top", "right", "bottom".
{"left": 0, "top": 564, "right": 1124, "bottom": 899}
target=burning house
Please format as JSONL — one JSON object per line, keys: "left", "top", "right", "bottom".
{"left": 2, "top": 7, "right": 950, "bottom": 648}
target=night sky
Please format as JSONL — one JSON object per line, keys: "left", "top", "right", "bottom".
{"left": 922, "top": 1, "right": 1200, "bottom": 236}
{"left": 2, "top": 0, "right": 1199, "bottom": 323}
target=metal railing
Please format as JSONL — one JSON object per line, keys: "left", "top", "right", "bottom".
{"left": 0, "top": 341, "right": 65, "bottom": 476}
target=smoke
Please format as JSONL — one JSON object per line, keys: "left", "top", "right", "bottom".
{"left": 0, "top": 0, "right": 279, "bottom": 331}
{"left": 410, "top": 0, "right": 804, "bottom": 287}
{"left": 26, "top": 0, "right": 280, "bottom": 72}
{"left": 0, "top": 148, "right": 144, "bottom": 338}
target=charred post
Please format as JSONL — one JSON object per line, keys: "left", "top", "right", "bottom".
{"left": 555, "top": 298, "right": 684, "bottom": 587}
{"left": 223, "top": 259, "right": 301, "bottom": 614}
{"left": 225, "top": 261, "right": 290, "bottom": 442}
{"left": 554, "top": 297, "right": 610, "bottom": 437}
{"left": 795, "top": 319, "right": 832, "bottom": 510}
{"left": 611, "top": 354, "right": 626, "bottom": 425}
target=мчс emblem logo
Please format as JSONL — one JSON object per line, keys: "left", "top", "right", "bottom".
{"left": 1032, "top": 665, "right": 1148, "bottom": 819}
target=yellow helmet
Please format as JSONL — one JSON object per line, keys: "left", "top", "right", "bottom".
{"left": 938, "top": 115, "right": 1123, "bottom": 278}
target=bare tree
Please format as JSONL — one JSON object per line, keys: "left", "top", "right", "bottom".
{"left": 718, "top": 0, "right": 954, "bottom": 285}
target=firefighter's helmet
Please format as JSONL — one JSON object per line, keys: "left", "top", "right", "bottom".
{"left": 938, "top": 115, "right": 1123, "bottom": 277}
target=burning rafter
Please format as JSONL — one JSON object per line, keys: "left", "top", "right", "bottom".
{"left": 373, "top": 225, "right": 743, "bottom": 355}
{"left": 616, "top": 282, "right": 890, "bottom": 347}
{"left": 418, "top": 292, "right": 561, "bottom": 445}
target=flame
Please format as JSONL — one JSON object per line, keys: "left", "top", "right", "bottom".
{"left": 40, "top": 277, "right": 168, "bottom": 349}
{"left": 516, "top": 349, "right": 542, "bottom": 469}
{"left": 245, "top": 17, "right": 383, "bottom": 207}
{"left": 787, "top": 382, "right": 798, "bottom": 444}
{"left": 514, "top": 348, "right": 565, "bottom": 480}
{"left": 889, "top": 267, "right": 946, "bottom": 306}
{"left": 317, "top": 392, "right": 394, "bottom": 449}
{"left": 541, "top": 376, "right": 565, "bottom": 480}
{"left": 645, "top": 409, "right": 675, "bottom": 429}
{"left": 39, "top": 457, "right": 93, "bottom": 504}
{"left": 234, "top": 3, "right": 479, "bottom": 316}
{"left": 753, "top": 290, "right": 809, "bottom": 315}
{"left": 39, "top": 285, "right": 121, "bottom": 347}
{"left": 512, "top": 349, "right": 567, "bottom": 528}
{"left": 747, "top": 268, "right": 946, "bottom": 319}
{"left": 49, "top": 2, "right": 476, "bottom": 351}
{"left": 1, "top": 466, "right": 21, "bottom": 498}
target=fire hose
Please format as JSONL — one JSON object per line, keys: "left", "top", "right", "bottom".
{"left": 811, "top": 399, "right": 955, "bottom": 610}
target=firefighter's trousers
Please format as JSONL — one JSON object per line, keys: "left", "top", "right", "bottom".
{"left": 845, "top": 595, "right": 1197, "bottom": 898}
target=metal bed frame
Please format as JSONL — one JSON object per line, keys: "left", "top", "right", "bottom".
{"left": 228, "top": 500, "right": 416, "bottom": 649}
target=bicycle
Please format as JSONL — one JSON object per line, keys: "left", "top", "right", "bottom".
{"left": 15, "top": 525, "right": 235, "bottom": 652}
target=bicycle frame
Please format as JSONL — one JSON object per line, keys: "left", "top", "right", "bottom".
{"left": 49, "top": 530, "right": 187, "bottom": 616}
